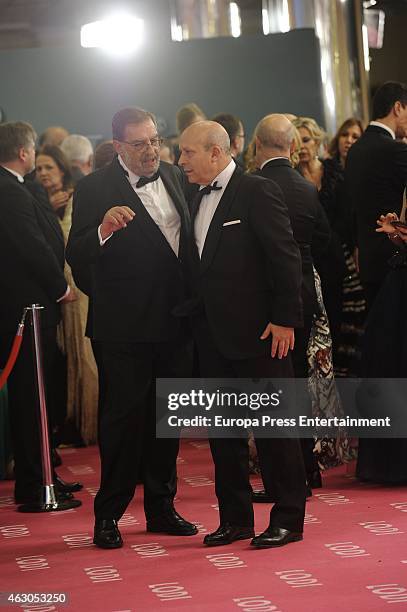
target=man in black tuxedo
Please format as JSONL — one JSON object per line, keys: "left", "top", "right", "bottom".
{"left": 179, "top": 120, "right": 307, "bottom": 548}
{"left": 254, "top": 113, "right": 330, "bottom": 493}
{"left": 0, "top": 121, "right": 77, "bottom": 505}
{"left": 346, "top": 81, "right": 407, "bottom": 309}
{"left": 66, "top": 107, "right": 197, "bottom": 548}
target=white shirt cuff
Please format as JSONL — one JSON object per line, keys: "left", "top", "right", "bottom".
{"left": 98, "top": 225, "right": 113, "bottom": 246}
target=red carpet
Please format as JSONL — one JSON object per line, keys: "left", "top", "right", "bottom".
{"left": 1, "top": 441, "right": 407, "bottom": 612}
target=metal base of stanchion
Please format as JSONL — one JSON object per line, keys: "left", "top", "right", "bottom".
{"left": 17, "top": 484, "right": 82, "bottom": 513}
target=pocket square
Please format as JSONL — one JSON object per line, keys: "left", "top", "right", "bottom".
{"left": 223, "top": 219, "right": 241, "bottom": 226}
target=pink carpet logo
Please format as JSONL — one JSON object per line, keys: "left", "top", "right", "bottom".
{"left": 67, "top": 464, "right": 95, "bottom": 475}
{"left": 84, "top": 565, "right": 123, "bottom": 583}
{"left": 119, "top": 513, "right": 140, "bottom": 526}
{"left": 359, "top": 520, "right": 404, "bottom": 536}
{"left": 325, "top": 541, "right": 370, "bottom": 558}
{"left": 304, "top": 512, "right": 321, "bottom": 525}
{"left": 85, "top": 486, "right": 99, "bottom": 497}
{"left": 390, "top": 502, "right": 407, "bottom": 513}
{"left": 192, "top": 521, "right": 208, "bottom": 534}
{"left": 131, "top": 543, "right": 169, "bottom": 558}
{"left": 62, "top": 533, "right": 94, "bottom": 548}
{"left": 233, "top": 596, "right": 282, "bottom": 612}
{"left": 16, "top": 555, "right": 50, "bottom": 572}
{"left": 149, "top": 582, "right": 192, "bottom": 602}
{"left": 367, "top": 584, "right": 407, "bottom": 605}
{"left": 0, "top": 524, "right": 30, "bottom": 538}
{"left": 315, "top": 492, "right": 354, "bottom": 505}
{"left": 275, "top": 570, "right": 323, "bottom": 588}
{"left": 206, "top": 553, "right": 247, "bottom": 570}
{"left": 183, "top": 475, "right": 214, "bottom": 487}
{"left": 0, "top": 496, "right": 13, "bottom": 508}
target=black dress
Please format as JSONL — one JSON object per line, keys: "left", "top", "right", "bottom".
{"left": 356, "top": 248, "right": 407, "bottom": 483}
{"left": 317, "top": 157, "right": 366, "bottom": 376}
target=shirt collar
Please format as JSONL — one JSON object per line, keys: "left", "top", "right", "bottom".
{"left": 201, "top": 158, "right": 236, "bottom": 191}
{"left": 1, "top": 165, "right": 24, "bottom": 182}
{"left": 260, "top": 156, "right": 289, "bottom": 169}
{"left": 369, "top": 121, "right": 395, "bottom": 140}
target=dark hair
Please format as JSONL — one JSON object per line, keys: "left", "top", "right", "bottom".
{"left": 328, "top": 117, "right": 364, "bottom": 158}
{"left": 0, "top": 121, "right": 36, "bottom": 163}
{"left": 372, "top": 81, "right": 407, "bottom": 120}
{"left": 176, "top": 103, "right": 206, "bottom": 134}
{"left": 112, "top": 107, "right": 157, "bottom": 141}
{"left": 37, "top": 144, "right": 73, "bottom": 190}
{"left": 94, "top": 140, "right": 115, "bottom": 170}
{"left": 212, "top": 113, "right": 242, "bottom": 143}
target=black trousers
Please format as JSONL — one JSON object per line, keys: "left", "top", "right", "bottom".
{"left": 94, "top": 334, "right": 192, "bottom": 521}
{"left": 192, "top": 315, "right": 306, "bottom": 532}
{"left": 0, "top": 325, "right": 57, "bottom": 499}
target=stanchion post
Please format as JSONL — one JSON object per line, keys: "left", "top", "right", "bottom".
{"left": 18, "top": 304, "right": 81, "bottom": 513}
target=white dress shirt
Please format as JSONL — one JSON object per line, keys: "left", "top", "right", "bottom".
{"left": 195, "top": 159, "right": 236, "bottom": 257}
{"left": 99, "top": 156, "right": 181, "bottom": 256}
{"left": 369, "top": 121, "right": 395, "bottom": 140}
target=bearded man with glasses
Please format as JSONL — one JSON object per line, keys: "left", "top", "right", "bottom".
{"left": 66, "top": 107, "right": 197, "bottom": 548}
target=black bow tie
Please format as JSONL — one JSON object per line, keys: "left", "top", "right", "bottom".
{"left": 136, "top": 171, "right": 160, "bottom": 188}
{"left": 191, "top": 181, "right": 222, "bottom": 218}
{"left": 199, "top": 181, "right": 222, "bottom": 197}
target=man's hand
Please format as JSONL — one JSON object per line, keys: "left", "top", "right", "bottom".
{"left": 100, "top": 206, "right": 135, "bottom": 240}
{"left": 260, "top": 322, "right": 295, "bottom": 359}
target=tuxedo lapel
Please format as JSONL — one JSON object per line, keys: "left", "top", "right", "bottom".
{"left": 159, "top": 164, "right": 190, "bottom": 259}
{"left": 200, "top": 168, "right": 243, "bottom": 274}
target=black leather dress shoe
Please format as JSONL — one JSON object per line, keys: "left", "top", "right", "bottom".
{"left": 203, "top": 524, "right": 255, "bottom": 547}
{"left": 251, "top": 526, "right": 303, "bottom": 548}
{"left": 54, "top": 475, "right": 83, "bottom": 493}
{"left": 93, "top": 520, "right": 123, "bottom": 549}
{"left": 251, "top": 489, "right": 275, "bottom": 503}
{"left": 147, "top": 509, "right": 198, "bottom": 536}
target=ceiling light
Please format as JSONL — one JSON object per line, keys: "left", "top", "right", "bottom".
{"left": 81, "top": 14, "right": 144, "bottom": 56}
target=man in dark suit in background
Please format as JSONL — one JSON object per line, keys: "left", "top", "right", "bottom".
{"left": 179, "top": 120, "right": 306, "bottom": 549}
{"left": 254, "top": 113, "right": 331, "bottom": 493}
{"left": 346, "top": 81, "right": 407, "bottom": 310}
{"left": 66, "top": 107, "right": 197, "bottom": 548}
{"left": 0, "top": 121, "right": 77, "bottom": 505}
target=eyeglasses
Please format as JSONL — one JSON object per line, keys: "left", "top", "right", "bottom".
{"left": 120, "top": 137, "right": 164, "bottom": 151}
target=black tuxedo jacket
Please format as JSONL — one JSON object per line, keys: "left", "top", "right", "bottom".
{"left": 345, "top": 124, "right": 407, "bottom": 284}
{"left": 258, "top": 159, "right": 330, "bottom": 316}
{"left": 66, "top": 158, "right": 190, "bottom": 343}
{"left": 188, "top": 166, "right": 303, "bottom": 360}
{"left": 0, "top": 166, "right": 66, "bottom": 336}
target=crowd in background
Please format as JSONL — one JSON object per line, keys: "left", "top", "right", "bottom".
{"left": 1, "top": 82, "right": 407, "bottom": 498}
